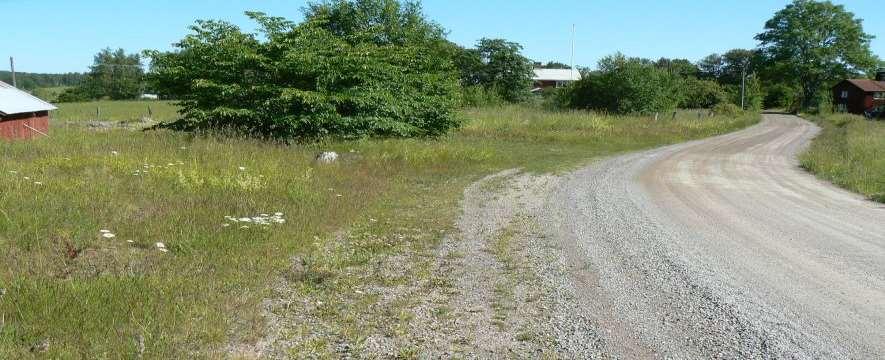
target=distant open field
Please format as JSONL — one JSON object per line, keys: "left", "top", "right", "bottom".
{"left": 54, "top": 100, "right": 180, "bottom": 123}
{"left": 0, "top": 104, "right": 758, "bottom": 357}
{"left": 801, "top": 114, "right": 885, "bottom": 202}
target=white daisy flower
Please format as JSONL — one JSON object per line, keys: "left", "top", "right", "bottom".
{"left": 102, "top": 233, "right": 116, "bottom": 239}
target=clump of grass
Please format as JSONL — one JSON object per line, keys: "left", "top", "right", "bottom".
{"left": 0, "top": 104, "right": 758, "bottom": 357}
{"left": 800, "top": 114, "right": 885, "bottom": 202}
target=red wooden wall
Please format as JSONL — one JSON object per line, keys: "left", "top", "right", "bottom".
{"left": 0, "top": 111, "right": 50, "bottom": 140}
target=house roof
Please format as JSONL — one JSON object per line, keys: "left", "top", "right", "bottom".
{"left": 0, "top": 81, "right": 57, "bottom": 116}
{"left": 842, "top": 79, "right": 885, "bottom": 92}
{"left": 533, "top": 68, "right": 582, "bottom": 82}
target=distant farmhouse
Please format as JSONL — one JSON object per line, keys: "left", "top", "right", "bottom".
{"left": 832, "top": 69, "right": 885, "bottom": 116}
{"left": 0, "top": 81, "right": 56, "bottom": 140}
{"left": 532, "top": 68, "right": 581, "bottom": 92}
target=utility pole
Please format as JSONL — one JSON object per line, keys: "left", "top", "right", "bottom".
{"left": 570, "top": 24, "right": 576, "bottom": 80}
{"left": 740, "top": 62, "right": 747, "bottom": 110}
{"left": 9, "top": 57, "right": 16, "bottom": 88}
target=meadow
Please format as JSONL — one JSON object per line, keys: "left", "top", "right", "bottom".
{"left": 800, "top": 114, "right": 885, "bottom": 202}
{"left": 0, "top": 104, "right": 758, "bottom": 358}
{"left": 54, "top": 100, "right": 179, "bottom": 123}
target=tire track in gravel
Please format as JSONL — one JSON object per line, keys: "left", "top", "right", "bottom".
{"left": 545, "top": 113, "right": 885, "bottom": 358}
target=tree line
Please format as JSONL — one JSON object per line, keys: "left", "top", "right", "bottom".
{"left": 0, "top": 71, "right": 86, "bottom": 90}
{"left": 22, "top": 0, "right": 882, "bottom": 139}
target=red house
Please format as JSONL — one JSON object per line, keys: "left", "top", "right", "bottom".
{"left": 832, "top": 70, "right": 885, "bottom": 115}
{"left": 0, "top": 81, "right": 56, "bottom": 140}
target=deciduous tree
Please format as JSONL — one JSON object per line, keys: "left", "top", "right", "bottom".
{"left": 755, "top": 0, "right": 877, "bottom": 107}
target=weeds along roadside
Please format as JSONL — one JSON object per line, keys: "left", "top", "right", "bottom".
{"left": 800, "top": 113, "right": 885, "bottom": 203}
{"left": 0, "top": 104, "right": 759, "bottom": 357}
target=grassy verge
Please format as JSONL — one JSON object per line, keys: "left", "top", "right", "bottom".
{"left": 0, "top": 105, "right": 758, "bottom": 358}
{"left": 54, "top": 101, "right": 179, "bottom": 123}
{"left": 800, "top": 113, "right": 885, "bottom": 202}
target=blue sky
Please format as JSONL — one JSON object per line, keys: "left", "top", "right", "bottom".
{"left": 2, "top": 0, "right": 883, "bottom": 73}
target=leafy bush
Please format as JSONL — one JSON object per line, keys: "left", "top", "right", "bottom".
{"left": 564, "top": 54, "right": 682, "bottom": 114}
{"left": 146, "top": 1, "right": 461, "bottom": 139}
{"left": 712, "top": 102, "right": 743, "bottom": 117}
{"left": 680, "top": 78, "right": 727, "bottom": 109}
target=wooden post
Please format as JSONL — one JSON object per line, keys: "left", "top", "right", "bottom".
{"left": 148, "top": 105, "right": 152, "bottom": 118}
{"left": 654, "top": 113, "right": 659, "bottom": 122}
{"left": 8, "top": 57, "right": 16, "bottom": 88}
{"left": 96, "top": 106, "right": 101, "bottom": 121}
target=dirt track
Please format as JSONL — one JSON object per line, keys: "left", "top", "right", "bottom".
{"left": 547, "top": 113, "right": 885, "bottom": 358}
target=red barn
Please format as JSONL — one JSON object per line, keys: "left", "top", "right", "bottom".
{"left": 832, "top": 70, "right": 885, "bottom": 116}
{"left": 0, "top": 81, "right": 56, "bottom": 140}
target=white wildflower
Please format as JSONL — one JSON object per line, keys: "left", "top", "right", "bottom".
{"left": 111, "top": 151, "right": 119, "bottom": 155}
{"left": 100, "top": 229, "right": 111, "bottom": 233}
{"left": 33, "top": 182, "right": 43, "bottom": 185}
{"left": 102, "top": 233, "right": 116, "bottom": 239}
{"left": 155, "top": 242, "right": 166, "bottom": 249}
{"left": 238, "top": 166, "right": 246, "bottom": 171}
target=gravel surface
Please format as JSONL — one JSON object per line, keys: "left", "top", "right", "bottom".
{"left": 243, "top": 113, "right": 883, "bottom": 358}
{"left": 545, "top": 113, "right": 884, "bottom": 358}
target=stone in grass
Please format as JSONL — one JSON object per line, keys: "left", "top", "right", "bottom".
{"left": 315, "top": 151, "right": 339, "bottom": 164}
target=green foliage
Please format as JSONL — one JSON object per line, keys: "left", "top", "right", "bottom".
{"left": 146, "top": 1, "right": 461, "bottom": 139}
{"left": 0, "top": 71, "right": 85, "bottom": 91}
{"left": 57, "top": 49, "right": 144, "bottom": 102}
{"left": 655, "top": 58, "right": 700, "bottom": 78}
{"left": 680, "top": 78, "right": 727, "bottom": 109}
{"left": 755, "top": 0, "right": 877, "bottom": 108}
{"left": 763, "top": 83, "right": 801, "bottom": 110}
{"left": 453, "top": 39, "right": 534, "bottom": 103}
{"left": 698, "top": 49, "right": 757, "bottom": 85}
{"left": 537, "top": 61, "right": 571, "bottom": 70}
{"left": 29, "top": 87, "right": 71, "bottom": 103}
{"left": 814, "top": 91, "right": 834, "bottom": 115}
{"left": 565, "top": 53, "right": 682, "bottom": 114}
{"left": 723, "top": 74, "right": 764, "bottom": 111}
{"left": 712, "top": 102, "right": 743, "bottom": 117}
{"left": 801, "top": 113, "right": 885, "bottom": 202}
{"left": 461, "top": 85, "right": 504, "bottom": 107}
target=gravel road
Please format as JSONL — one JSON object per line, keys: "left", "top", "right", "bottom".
{"left": 546, "top": 113, "right": 885, "bottom": 358}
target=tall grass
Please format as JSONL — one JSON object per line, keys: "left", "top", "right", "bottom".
{"left": 0, "top": 104, "right": 758, "bottom": 357}
{"left": 800, "top": 114, "right": 885, "bottom": 202}
{"left": 54, "top": 101, "right": 180, "bottom": 122}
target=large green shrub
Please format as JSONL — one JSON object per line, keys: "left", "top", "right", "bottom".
{"left": 680, "top": 77, "right": 727, "bottom": 109}
{"left": 146, "top": 1, "right": 461, "bottom": 139}
{"left": 565, "top": 54, "right": 682, "bottom": 114}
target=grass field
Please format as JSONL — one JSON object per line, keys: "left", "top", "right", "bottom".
{"left": 800, "top": 114, "right": 885, "bottom": 202}
{"left": 0, "top": 104, "right": 758, "bottom": 358}
{"left": 54, "top": 101, "right": 180, "bottom": 123}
